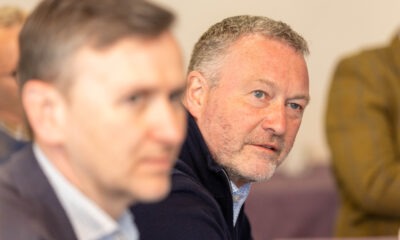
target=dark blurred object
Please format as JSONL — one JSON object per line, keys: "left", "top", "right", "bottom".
{"left": 0, "top": 128, "right": 26, "bottom": 162}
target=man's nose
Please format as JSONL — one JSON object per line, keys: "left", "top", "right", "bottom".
{"left": 260, "top": 102, "right": 286, "bottom": 135}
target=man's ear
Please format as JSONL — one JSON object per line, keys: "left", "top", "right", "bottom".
{"left": 22, "top": 80, "right": 67, "bottom": 145}
{"left": 184, "top": 71, "right": 209, "bottom": 118}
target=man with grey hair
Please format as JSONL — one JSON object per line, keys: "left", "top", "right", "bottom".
{"left": 0, "top": 6, "right": 28, "bottom": 161}
{"left": 133, "top": 15, "right": 310, "bottom": 239}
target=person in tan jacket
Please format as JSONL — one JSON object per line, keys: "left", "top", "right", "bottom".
{"left": 326, "top": 31, "right": 400, "bottom": 237}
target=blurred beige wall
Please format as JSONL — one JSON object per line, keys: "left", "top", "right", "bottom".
{"left": 2, "top": 0, "right": 399, "bottom": 174}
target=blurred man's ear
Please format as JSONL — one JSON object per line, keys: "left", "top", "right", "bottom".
{"left": 184, "top": 71, "right": 209, "bottom": 119}
{"left": 22, "top": 80, "right": 66, "bottom": 145}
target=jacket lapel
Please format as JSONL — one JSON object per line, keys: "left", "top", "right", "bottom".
{"left": 10, "top": 145, "right": 77, "bottom": 240}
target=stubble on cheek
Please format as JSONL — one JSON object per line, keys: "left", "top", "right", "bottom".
{"left": 201, "top": 105, "right": 281, "bottom": 182}
{"left": 216, "top": 125, "right": 289, "bottom": 183}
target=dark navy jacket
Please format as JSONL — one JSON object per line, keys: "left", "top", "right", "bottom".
{"left": 132, "top": 114, "right": 252, "bottom": 240}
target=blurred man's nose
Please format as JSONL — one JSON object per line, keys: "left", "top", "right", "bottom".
{"left": 149, "top": 99, "right": 185, "bottom": 145}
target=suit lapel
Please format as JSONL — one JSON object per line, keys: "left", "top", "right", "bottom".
{"left": 10, "top": 145, "right": 77, "bottom": 240}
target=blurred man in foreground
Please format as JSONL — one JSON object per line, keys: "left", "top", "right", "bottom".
{"left": 0, "top": 0, "right": 186, "bottom": 239}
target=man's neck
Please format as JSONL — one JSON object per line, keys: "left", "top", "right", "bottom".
{"left": 37, "top": 142, "right": 130, "bottom": 220}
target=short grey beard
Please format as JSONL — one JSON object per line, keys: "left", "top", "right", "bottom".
{"left": 222, "top": 161, "right": 277, "bottom": 185}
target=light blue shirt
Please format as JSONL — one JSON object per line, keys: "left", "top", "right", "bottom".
{"left": 230, "top": 181, "right": 251, "bottom": 226}
{"left": 34, "top": 144, "right": 139, "bottom": 240}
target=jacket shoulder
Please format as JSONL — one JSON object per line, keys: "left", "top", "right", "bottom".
{"left": 132, "top": 163, "right": 230, "bottom": 240}
{"left": 0, "top": 145, "right": 77, "bottom": 240}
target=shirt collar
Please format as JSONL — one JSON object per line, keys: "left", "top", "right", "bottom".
{"left": 230, "top": 181, "right": 251, "bottom": 202}
{"left": 34, "top": 143, "right": 139, "bottom": 240}
{"left": 230, "top": 181, "right": 251, "bottom": 225}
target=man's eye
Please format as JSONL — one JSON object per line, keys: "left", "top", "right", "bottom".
{"left": 288, "top": 102, "right": 303, "bottom": 111}
{"left": 128, "top": 95, "right": 140, "bottom": 102}
{"left": 252, "top": 90, "right": 265, "bottom": 99}
{"left": 128, "top": 93, "right": 146, "bottom": 103}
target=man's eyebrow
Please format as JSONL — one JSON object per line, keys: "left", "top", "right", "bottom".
{"left": 255, "top": 78, "right": 276, "bottom": 89}
{"left": 121, "top": 81, "right": 186, "bottom": 95}
{"left": 256, "top": 78, "right": 310, "bottom": 104}
{"left": 289, "top": 95, "right": 310, "bottom": 105}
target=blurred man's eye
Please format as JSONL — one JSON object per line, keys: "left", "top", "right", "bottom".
{"left": 128, "top": 93, "right": 146, "bottom": 104}
{"left": 170, "top": 88, "right": 184, "bottom": 103}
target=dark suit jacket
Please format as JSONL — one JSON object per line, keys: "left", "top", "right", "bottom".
{"left": 0, "top": 128, "right": 27, "bottom": 163}
{"left": 0, "top": 144, "right": 77, "bottom": 240}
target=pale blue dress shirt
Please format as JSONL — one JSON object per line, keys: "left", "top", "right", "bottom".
{"left": 34, "top": 144, "right": 139, "bottom": 240}
{"left": 230, "top": 181, "right": 251, "bottom": 226}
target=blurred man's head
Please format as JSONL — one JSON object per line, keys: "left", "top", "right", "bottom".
{"left": 19, "top": 0, "right": 186, "bottom": 218}
{"left": 184, "top": 15, "right": 309, "bottom": 187}
{"left": 0, "top": 6, "right": 26, "bottom": 136}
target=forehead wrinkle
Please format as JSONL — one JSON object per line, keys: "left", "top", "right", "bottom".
{"left": 254, "top": 78, "right": 277, "bottom": 90}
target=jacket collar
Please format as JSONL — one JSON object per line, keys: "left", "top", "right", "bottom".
{"left": 178, "top": 112, "right": 234, "bottom": 224}
{"left": 178, "top": 113, "right": 227, "bottom": 186}
{"left": 5, "top": 144, "right": 77, "bottom": 240}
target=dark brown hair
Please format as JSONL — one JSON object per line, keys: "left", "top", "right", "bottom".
{"left": 18, "top": 0, "right": 174, "bottom": 91}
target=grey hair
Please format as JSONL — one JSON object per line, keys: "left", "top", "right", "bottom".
{"left": 188, "top": 15, "right": 309, "bottom": 84}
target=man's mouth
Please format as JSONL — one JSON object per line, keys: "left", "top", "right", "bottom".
{"left": 252, "top": 143, "right": 278, "bottom": 152}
